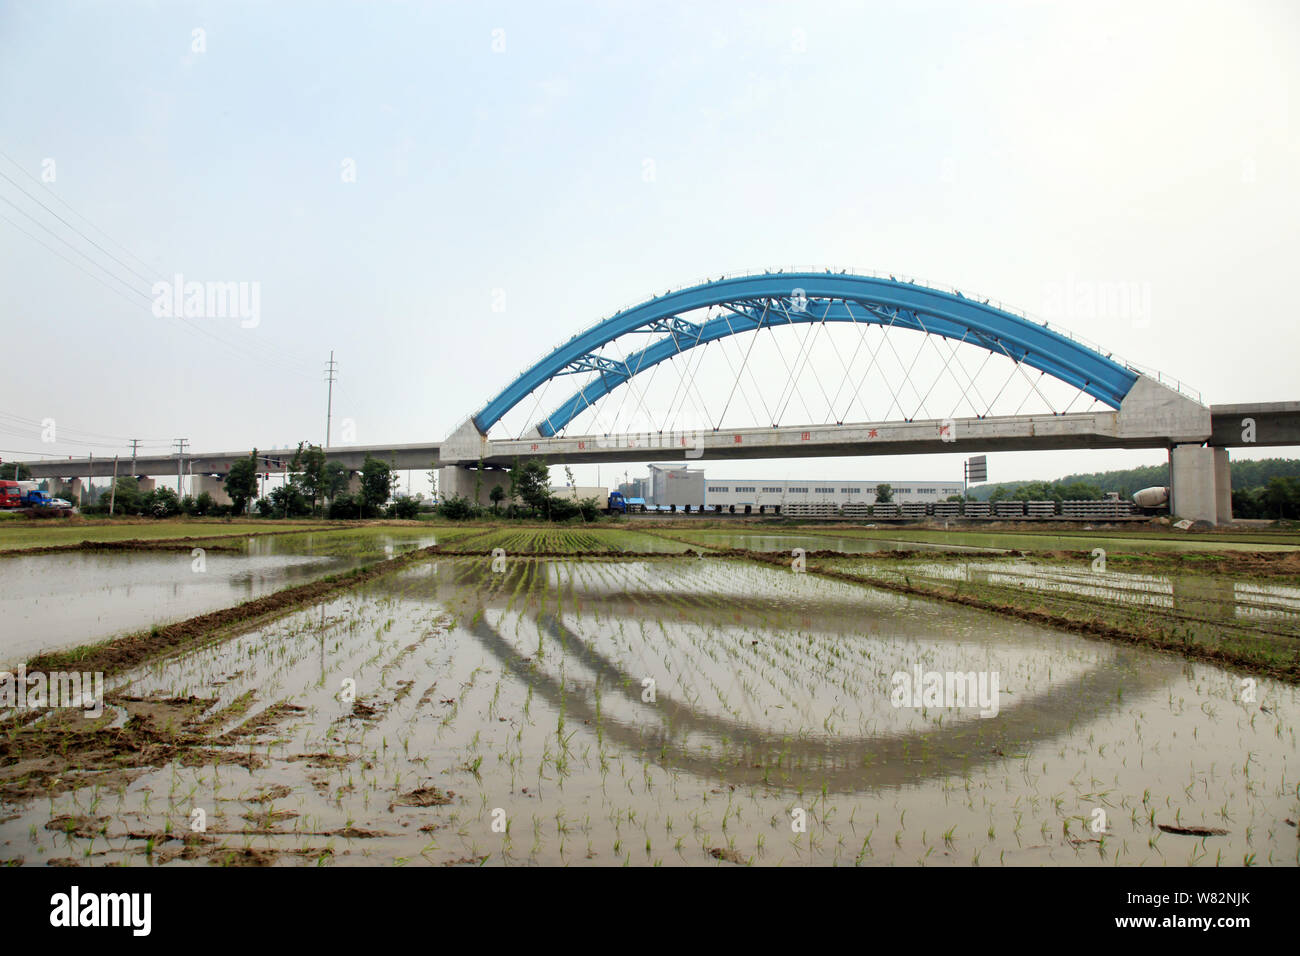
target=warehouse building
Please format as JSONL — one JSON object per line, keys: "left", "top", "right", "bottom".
{"left": 698, "top": 478, "right": 964, "bottom": 511}
{"left": 639, "top": 464, "right": 963, "bottom": 512}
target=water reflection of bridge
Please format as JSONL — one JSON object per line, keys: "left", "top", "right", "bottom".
{"left": 368, "top": 558, "right": 1174, "bottom": 793}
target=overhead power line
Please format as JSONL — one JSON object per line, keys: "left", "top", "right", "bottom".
{"left": 0, "top": 152, "right": 321, "bottom": 379}
{"left": 0, "top": 149, "right": 160, "bottom": 276}
{"left": 0, "top": 209, "right": 151, "bottom": 309}
{"left": 0, "top": 167, "right": 156, "bottom": 286}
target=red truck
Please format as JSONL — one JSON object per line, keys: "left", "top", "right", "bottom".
{"left": 0, "top": 481, "right": 73, "bottom": 515}
{"left": 0, "top": 480, "right": 21, "bottom": 508}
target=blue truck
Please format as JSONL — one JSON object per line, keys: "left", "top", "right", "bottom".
{"left": 20, "top": 489, "right": 74, "bottom": 515}
{"left": 605, "top": 492, "right": 646, "bottom": 514}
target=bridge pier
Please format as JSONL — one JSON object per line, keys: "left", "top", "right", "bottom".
{"left": 438, "top": 465, "right": 494, "bottom": 506}
{"left": 191, "top": 474, "right": 232, "bottom": 506}
{"left": 1170, "top": 445, "right": 1232, "bottom": 525}
{"left": 47, "top": 478, "right": 81, "bottom": 501}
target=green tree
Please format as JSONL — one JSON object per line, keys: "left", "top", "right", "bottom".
{"left": 110, "top": 477, "right": 143, "bottom": 515}
{"left": 225, "top": 451, "right": 260, "bottom": 516}
{"left": 144, "top": 487, "right": 181, "bottom": 518}
{"left": 1, "top": 461, "right": 32, "bottom": 480}
{"left": 510, "top": 458, "right": 552, "bottom": 514}
{"left": 1232, "top": 487, "right": 1264, "bottom": 518}
{"left": 270, "top": 480, "right": 310, "bottom": 518}
{"left": 874, "top": 483, "right": 893, "bottom": 504}
{"left": 1263, "top": 476, "right": 1299, "bottom": 519}
{"left": 327, "top": 493, "right": 357, "bottom": 520}
{"left": 506, "top": 460, "right": 520, "bottom": 516}
{"left": 359, "top": 454, "right": 396, "bottom": 513}
{"left": 438, "top": 494, "right": 479, "bottom": 520}
{"left": 323, "top": 461, "right": 350, "bottom": 501}
{"left": 489, "top": 484, "right": 505, "bottom": 513}
{"left": 548, "top": 495, "right": 580, "bottom": 521}
{"left": 194, "top": 491, "right": 215, "bottom": 516}
{"left": 387, "top": 495, "right": 421, "bottom": 519}
{"left": 292, "top": 442, "right": 327, "bottom": 513}
{"left": 1057, "top": 481, "right": 1103, "bottom": 501}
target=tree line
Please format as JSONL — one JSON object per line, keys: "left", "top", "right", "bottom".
{"left": 222, "top": 445, "right": 420, "bottom": 519}
{"left": 437, "top": 459, "right": 603, "bottom": 521}
{"left": 971, "top": 457, "right": 1300, "bottom": 516}
{"left": 77, "top": 444, "right": 420, "bottom": 519}
{"left": 1232, "top": 477, "right": 1300, "bottom": 520}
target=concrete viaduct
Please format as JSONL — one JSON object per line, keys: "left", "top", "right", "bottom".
{"left": 18, "top": 273, "right": 1300, "bottom": 525}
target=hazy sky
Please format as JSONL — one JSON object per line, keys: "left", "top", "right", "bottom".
{"left": 2, "top": 0, "right": 1297, "bottom": 492}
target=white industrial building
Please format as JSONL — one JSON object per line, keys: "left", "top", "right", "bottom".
{"left": 700, "top": 478, "right": 964, "bottom": 511}
{"left": 638, "top": 464, "right": 963, "bottom": 513}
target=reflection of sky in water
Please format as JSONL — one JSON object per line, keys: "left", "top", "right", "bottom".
{"left": 0, "top": 549, "right": 359, "bottom": 665}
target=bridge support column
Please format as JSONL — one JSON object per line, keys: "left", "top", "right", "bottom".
{"left": 1214, "top": 447, "right": 1232, "bottom": 524}
{"left": 1170, "top": 445, "right": 1231, "bottom": 525}
{"left": 191, "top": 474, "right": 232, "bottom": 506}
{"left": 438, "top": 465, "right": 490, "bottom": 506}
{"left": 48, "top": 478, "right": 81, "bottom": 500}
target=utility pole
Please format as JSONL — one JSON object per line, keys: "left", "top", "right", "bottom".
{"left": 86, "top": 452, "right": 93, "bottom": 509}
{"left": 129, "top": 439, "right": 140, "bottom": 483}
{"left": 109, "top": 456, "right": 119, "bottom": 516}
{"left": 174, "top": 438, "right": 189, "bottom": 498}
{"left": 324, "top": 351, "right": 338, "bottom": 449}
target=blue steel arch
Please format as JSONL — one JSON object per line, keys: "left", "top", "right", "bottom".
{"left": 473, "top": 273, "right": 1140, "bottom": 437}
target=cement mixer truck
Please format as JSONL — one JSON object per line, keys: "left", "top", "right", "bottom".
{"left": 1132, "top": 486, "right": 1170, "bottom": 513}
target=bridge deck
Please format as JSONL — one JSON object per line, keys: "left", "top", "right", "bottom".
{"left": 12, "top": 404, "right": 1296, "bottom": 480}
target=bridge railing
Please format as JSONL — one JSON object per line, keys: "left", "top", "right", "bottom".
{"left": 497, "top": 267, "right": 1204, "bottom": 427}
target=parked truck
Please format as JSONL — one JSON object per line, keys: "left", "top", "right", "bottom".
{"left": 605, "top": 491, "right": 646, "bottom": 514}
{"left": 0, "top": 480, "right": 21, "bottom": 508}
{"left": 1132, "top": 486, "right": 1170, "bottom": 512}
{"left": 18, "top": 489, "right": 74, "bottom": 517}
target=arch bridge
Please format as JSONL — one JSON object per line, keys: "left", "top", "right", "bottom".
{"left": 24, "top": 272, "right": 1287, "bottom": 524}
{"left": 440, "top": 271, "right": 1225, "bottom": 522}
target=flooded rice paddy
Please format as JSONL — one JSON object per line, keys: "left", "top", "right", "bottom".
{"left": 825, "top": 527, "right": 1300, "bottom": 554}
{"left": 1, "top": 521, "right": 1297, "bottom": 867}
{"left": 850, "top": 559, "right": 1300, "bottom": 623}
{"left": 0, "top": 528, "right": 445, "bottom": 664}
{"left": 652, "top": 529, "right": 1000, "bottom": 554}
